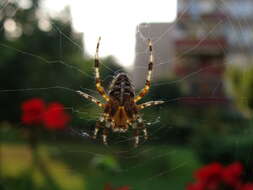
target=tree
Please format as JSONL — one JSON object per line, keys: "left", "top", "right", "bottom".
{"left": 0, "top": 0, "right": 122, "bottom": 122}
{"left": 226, "top": 66, "right": 253, "bottom": 117}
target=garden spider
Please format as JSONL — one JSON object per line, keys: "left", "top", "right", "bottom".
{"left": 77, "top": 37, "right": 164, "bottom": 147}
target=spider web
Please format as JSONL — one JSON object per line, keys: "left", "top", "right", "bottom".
{"left": 1, "top": 0, "right": 253, "bottom": 190}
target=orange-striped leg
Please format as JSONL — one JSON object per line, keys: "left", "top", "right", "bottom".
{"left": 102, "top": 128, "right": 109, "bottom": 145}
{"left": 133, "top": 116, "right": 148, "bottom": 147}
{"left": 95, "top": 37, "right": 110, "bottom": 102}
{"left": 143, "top": 128, "right": 148, "bottom": 140}
{"left": 138, "top": 100, "right": 164, "bottom": 110}
{"left": 134, "top": 39, "right": 154, "bottom": 103}
{"left": 93, "top": 116, "right": 105, "bottom": 139}
{"left": 77, "top": 91, "right": 104, "bottom": 108}
{"left": 136, "top": 116, "right": 148, "bottom": 140}
{"left": 133, "top": 129, "right": 140, "bottom": 148}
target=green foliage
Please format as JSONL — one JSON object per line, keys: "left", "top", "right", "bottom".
{"left": 90, "top": 154, "right": 121, "bottom": 173}
{"left": 140, "top": 79, "right": 202, "bottom": 145}
{"left": 0, "top": 0, "right": 122, "bottom": 123}
{"left": 226, "top": 66, "right": 253, "bottom": 116}
{"left": 1, "top": 173, "right": 36, "bottom": 190}
{"left": 142, "top": 78, "right": 248, "bottom": 145}
{"left": 148, "top": 78, "right": 182, "bottom": 101}
{"left": 192, "top": 127, "right": 253, "bottom": 181}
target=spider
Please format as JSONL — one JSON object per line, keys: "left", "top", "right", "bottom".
{"left": 77, "top": 37, "right": 164, "bottom": 147}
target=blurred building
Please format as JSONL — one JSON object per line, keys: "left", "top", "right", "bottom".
{"left": 174, "top": 0, "right": 227, "bottom": 97}
{"left": 133, "top": 0, "right": 253, "bottom": 98}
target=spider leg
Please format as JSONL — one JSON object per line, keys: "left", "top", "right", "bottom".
{"left": 138, "top": 100, "right": 164, "bottom": 110}
{"left": 132, "top": 116, "right": 148, "bottom": 147}
{"left": 93, "top": 115, "right": 105, "bottom": 139}
{"left": 95, "top": 37, "right": 110, "bottom": 102}
{"left": 133, "top": 129, "right": 140, "bottom": 148}
{"left": 77, "top": 91, "right": 104, "bottom": 108}
{"left": 134, "top": 39, "right": 154, "bottom": 103}
{"left": 137, "top": 116, "right": 148, "bottom": 140}
{"left": 102, "top": 128, "right": 109, "bottom": 145}
{"left": 143, "top": 128, "right": 148, "bottom": 140}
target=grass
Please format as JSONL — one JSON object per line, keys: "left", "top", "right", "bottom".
{"left": 1, "top": 142, "right": 201, "bottom": 190}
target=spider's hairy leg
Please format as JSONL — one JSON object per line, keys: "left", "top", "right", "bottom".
{"left": 143, "top": 128, "right": 148, "bottom": 140}
{"left": 94, "top": 37, "right": 110, "bottom": 102}
{"left": 137, "top": 116, "right": 148, "bottom": 140}
{"left": 102, "top": 128, "right": 109, "bottom": 145}
{"left": 138, "top": 100, "right": 164, "bottom": 110}
{"left": 133, "top": 129, "right": 140, "bottom": 148}
{"left": 93, "top": 115, "right": 105, "bottom": 139}
{"left": 77, "top": 91, "right": 104, "bottom": 108}
{"left": 134, "top": 39, "right": 154, "bottom": 103}
{"left": 133, "top": 116, "right": 148, "bottom": 147}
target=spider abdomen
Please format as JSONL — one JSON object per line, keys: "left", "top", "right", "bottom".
{"left": 105, "top": 73, "right": 137, "bottom": 130}
{"left": 108, "top": 73, "right": 135, "bottom": 106}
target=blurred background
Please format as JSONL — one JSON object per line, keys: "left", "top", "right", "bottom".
{"left": 1, "top": 0, "right": 253, "bottom": 189}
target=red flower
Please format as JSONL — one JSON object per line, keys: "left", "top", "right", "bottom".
{"left": 187, "top": 162, "right": 253, "bottom": 190}
{"left": 194, "top": 163, "right": 223, "bottom": 190}
{"left": 187, "top": 182, "right": 205, "bottom": 190}
{"left": 196, "top": 162, "right": 223, "bottom": 182}
{"left": 21, "top": 98, "right": 46, "bottom": 125}
{"left": 104, "top": 184, "right": 130, "bottom": 190}
{"left": 222, "top": 162, "right": 243, "bottom": 187}
{"left": 43, "top": 102, "right": 70, "bottom": 130}
{"left": 239, "top": 184, "right": 253, "bottom": 190}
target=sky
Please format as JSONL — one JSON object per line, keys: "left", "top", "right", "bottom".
{"left": 43, "top": 0, "right": 177, "bottom": 67}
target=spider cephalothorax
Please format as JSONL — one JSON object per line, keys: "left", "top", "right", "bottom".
{"left": 77, "top": 37, "right": 164, "bottom": 147}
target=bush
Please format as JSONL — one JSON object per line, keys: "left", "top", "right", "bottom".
{"left": 192, "top": 132, "right": 253, "bottom": 181}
